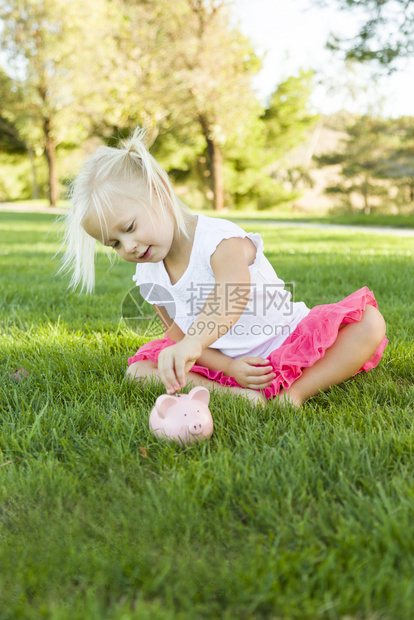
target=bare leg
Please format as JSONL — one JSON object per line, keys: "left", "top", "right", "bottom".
{"left": 126, "top": 360, "right": 266, "bottom": 407}
{"left": 280, "top": 305, "right": 386, "bottom": 407}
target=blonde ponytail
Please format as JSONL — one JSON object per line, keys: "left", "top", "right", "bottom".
{"left": 59, "top": 127, "right": 191, "bottom": 293}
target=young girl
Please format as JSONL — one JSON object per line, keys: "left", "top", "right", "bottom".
{"left": 62, "top": 128, "right": 388, "bottom": 407}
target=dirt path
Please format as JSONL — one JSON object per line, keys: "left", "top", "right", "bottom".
{"left": 234, "top": 218, "right": 414, "bottom": 237}
{"left": 0, "top": 203, "right": 65, "bottom": 215}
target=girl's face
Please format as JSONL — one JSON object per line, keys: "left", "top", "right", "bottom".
{"left": 82, "top": 189, "right": 177, "bottom": 264}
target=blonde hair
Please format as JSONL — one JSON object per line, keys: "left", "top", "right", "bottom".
{"left": 60, "top": 127, "right": 190, "bottom": 293}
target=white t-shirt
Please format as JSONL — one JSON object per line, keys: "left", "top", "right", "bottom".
{"left": 133, "top": 214, "right": 310, "bottom": 359}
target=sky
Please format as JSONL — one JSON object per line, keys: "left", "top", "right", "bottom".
{"left": 230, "top": 0, "right": 414, "bottom": 117}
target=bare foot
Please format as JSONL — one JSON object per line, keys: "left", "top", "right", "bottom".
{"left": 229, "top": 386, "right": 266, "bottom": 408}
{"left": 275, "top": 389, "right": 302, "bottom": 408}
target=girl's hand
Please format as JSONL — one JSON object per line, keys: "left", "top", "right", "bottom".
{"left": 157, "top": 337, "right": 203, "bottom": 394}
{"left": 228, "top": 357, "right": 276, "bottom": 390}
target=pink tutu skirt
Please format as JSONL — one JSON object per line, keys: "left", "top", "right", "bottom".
{"left": 128, "top": 286, "right": 388, "bottom": 400}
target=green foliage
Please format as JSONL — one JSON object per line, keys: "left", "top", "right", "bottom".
{"left": 324, "top": 0, "right": 414, "bottom": 65}
{"left": 0, "top": 145, "right": 82, "bottom": 202}
{"left": 143, "top": 0, "right": 264, "bottom": 210}
{"left": 262, "top": 70, "right": 318, "bottom": 159}
{"left": 0, "top": 0, "right": 116, "bottom": 143}
{"left": 0, "top": 68, "right": 26, "bottom": 154}
{"left": 1, "top": 211, "right": 414, "bottom": 618}
{"left": 0, "top": 152, "right": 35, "bottom": 200}
{"left": 0, "top": 114, "right": 25, "bottom": 153}
{"left": 316, "top": 114, "right": 414, "bottom": 213}
{"left": 0, "top": 0, "right": 123, "bottom": 203}
{"left": 236, "top": 70, "right": 319, "bottom": 210}
{"left": 375, "top": 116, "right": 414, "bottom": 205}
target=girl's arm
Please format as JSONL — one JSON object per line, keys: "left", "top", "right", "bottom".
{"left": 155, "top": 306, "right": 275, "bottom": 391}
{"left": 157, "top": 237, "right": 269, "bottom": 393}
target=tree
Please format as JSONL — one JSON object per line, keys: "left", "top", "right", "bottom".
{"left": 151, "top": 66, "right": 318, "bottom": 210}
{"left": 320, "top": 0, "right": 414, "bottom": 66}
{"left": 113, "top": 0, "right": 262, "bottom": 211}
{"left": 317, "top": 115, "right": 392, "bottom": 213}
{"left": 0, "top": 0, "right": 120, "bottom": 206}
{"left": 220, "top": 71, "right": 318, "bottom": 210}
{"left": 163, "top": 0, "right": 263, "bottom": 211}
{"left": 376, "top": 117, "right": 414, "bottom": 206}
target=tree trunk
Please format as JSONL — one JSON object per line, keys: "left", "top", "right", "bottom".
{"left": 27, "top": 147, "right": 38, "bottom": 200}
{"left": 362, "top": 177, "right": 370, "bottom": 214}
{"left": 199, "top": 115, "right": 224, "bottom": 211}
{"left": 43, "top": 118, "right": 59, "bottom": 207}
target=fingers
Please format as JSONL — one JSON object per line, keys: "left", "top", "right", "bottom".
{"left": 158, "top": 351, "right": 198, "bottom": 394}
{"left": 244, "top": 375, "right": 275, "bottom": 389}
{"left": 158, "top": 339, "right": 202, "bottom": 394}
{"left": 243, "top": 359, "right": 276, "bottom": 388}
{"left": 243, "top": 356, "right": 270, "bottom": 365}
{"left": 250, "top": 366, "right": 275, "bottom": 377}
{"left": 161, "top": 367, "right": 182, "bottom": 394}
{"left": 158, "top": 350, "right": 186, "bottom": 394}
{"left": 243, "top": 357, "right": 274, "bottom": 372}
{"left": 245, "top": 363, "right": 275, "bottom": 378}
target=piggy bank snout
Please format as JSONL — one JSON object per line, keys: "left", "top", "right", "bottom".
{"left": 188, "top": 412, "right": 210, "bottom": 435}
{"left": 189, "top": 422, "right": 204, "bottom": 435}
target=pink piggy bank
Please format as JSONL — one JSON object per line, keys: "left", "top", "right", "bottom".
{"left": 149, "top": 386, "right": 213, "bottom": 445}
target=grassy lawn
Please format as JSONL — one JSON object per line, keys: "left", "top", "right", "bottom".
{"left": 1, "top": 211, "right": 413, "bottom": 619}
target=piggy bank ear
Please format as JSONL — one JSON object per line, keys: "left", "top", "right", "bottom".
{"left": 188, "top": 386, "right": 210, "bottom": 406}
{"left": 155, "top": 394, "right": 178, "bottom": 418}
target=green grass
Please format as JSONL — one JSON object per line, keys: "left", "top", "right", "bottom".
{"left": 1, "top": 211, "right": 414, "bottom": 619}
